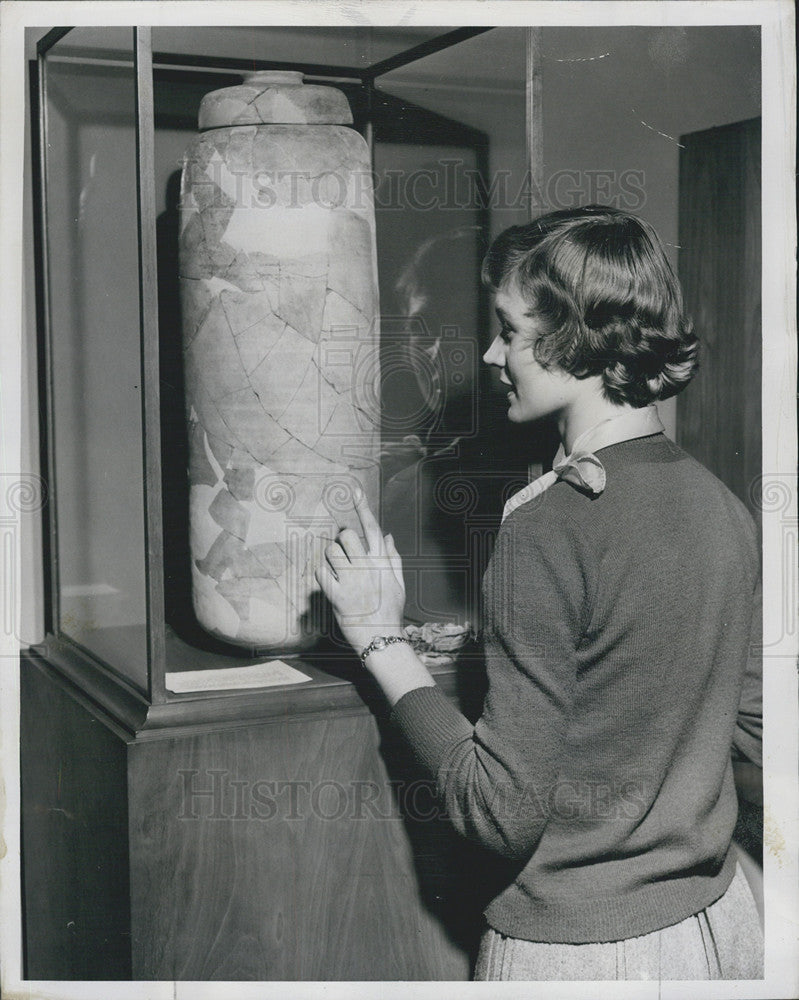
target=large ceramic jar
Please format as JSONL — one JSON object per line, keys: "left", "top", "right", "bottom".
{"left": 179, "top": 71, "right": 380, "bottom": 651}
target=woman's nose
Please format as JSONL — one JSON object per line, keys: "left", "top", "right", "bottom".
{"left": 483, "top": 335, "right": 505, "bottom": 367}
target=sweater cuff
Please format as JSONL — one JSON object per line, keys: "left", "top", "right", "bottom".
{"left": 389, "top": 684, "right": 474, "bottom": 779}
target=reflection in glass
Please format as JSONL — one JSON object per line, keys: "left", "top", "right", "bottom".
{"left": 374, "top": 29, "right": 555, "bottom": 627}
{"left": 44, "top": 28, "right": 149, "bottom": 688}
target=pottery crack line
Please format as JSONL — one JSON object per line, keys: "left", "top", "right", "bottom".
{"left": 223, "top": 301, "right": 274, "bottom": 341}
{"left": 246, "top": 330, "right": 302, "bottom": 420}
{"left": 310, "top": 356, "right": 348, "bottom": 397}
{"left": 214, "top": 383, "right": 256, "bottom": 403}
{"left": 214, "top": 302, "right": 249, "bottom": 375}
{"left": 223, "top": 257, "right": 266, "bottom": 294}
{"left": 272, "top": 307, "right": 295, "bottom": 331}
{"left": 248, "top": 380, "right": 317, "bottom": 453}
{"left": 182, "top": 298, "right": 214, "bottom": 353}
{"left": 276, "top": 538, "right": 304, "bottom": 572}
{"left": 250, "top": 382, "right": 289, "bottom": 431}
{"left": 271, "top": 570, "right": 303, "bottom": 615}
{"left": 323, "top": 128, "right": 352, "bottom": 163}
{"left": 260, "top": 321, "right": 290, "bottom": 367}
{"left": 222, "top": 307, "right": 264, "bottom": 385}
{"left": 297, "top": 542, "right": 319, "bottom": 590}
{"left": 262, "top": 134, "right": 302, "bottom": 173}
{"left": 351, "top": 399, "right": 378, "bottom": 423}
{"left": 284, "top": 533, "right": 320, "bottom": 592}
{"left": 316, "top": 398, "right": 344, "bottom": 442}
{"left": 260, "top": 332, "right": 313, "bottom": 418}
{"left": 275, "top": 387, "right": 323, "bottom": 448}
{"left": 271, "top": 434, "right": 342, "bottom": 475}
{"left": 245, "top": 88, "right": 268, "bottom": 107}
{"left": 198, "top": 377, "right": 263, "bottom": 468}
{"left": 233, "top": 313, "right": 289, "bottom": 381}
{"left": 324, "top": 285, "right": 373, "bottom": 324}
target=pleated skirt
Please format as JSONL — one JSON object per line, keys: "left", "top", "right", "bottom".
{"left": 474, "top": 863, "right": 763, "bottom": 981}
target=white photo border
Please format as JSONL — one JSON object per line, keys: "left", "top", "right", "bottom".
{"left": 1, "top": 2, "right": 795, "bottom": 999}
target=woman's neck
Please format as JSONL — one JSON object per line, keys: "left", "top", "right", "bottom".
{"left": 557, "top": 383, "right": 638, "bottom": 453}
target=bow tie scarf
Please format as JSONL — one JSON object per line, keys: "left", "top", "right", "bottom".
{"left": 501, "top": 449, "right": 606, "bottom": 523}
{"left": 500, "top": 406, "right": 665, "bottom": 524}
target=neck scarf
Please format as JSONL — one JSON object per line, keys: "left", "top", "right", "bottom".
{"left": 501, "top": 405, "right": 665, "bottom": 523}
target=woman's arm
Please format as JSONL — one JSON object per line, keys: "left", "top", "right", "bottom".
{"left": 316, "top": 492, "right": 584, "bottom": 863}
{"left": 732, "top": 576, "right": 763, "bottom": 766}
{"left": 314, "top": 488, "right": 436, "bottom": 704}
{"left": 359, "top": 640, "right": 437, "bottom": 707}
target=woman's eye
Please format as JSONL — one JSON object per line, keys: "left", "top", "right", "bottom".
{"left": 500, "top": 324, "right": 513, "bottom": 342}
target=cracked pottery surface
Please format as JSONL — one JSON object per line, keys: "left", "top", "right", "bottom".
{"left": 180, "top": 72, "right": 380, "bottom": 650}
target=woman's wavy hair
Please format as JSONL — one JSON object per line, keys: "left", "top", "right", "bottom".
{"left": 482, "top": 205, "right": 698, "bottom": 406}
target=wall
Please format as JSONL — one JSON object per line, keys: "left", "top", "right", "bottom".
{"left": 540, "top": 26, "right": 760, "bottom": 436}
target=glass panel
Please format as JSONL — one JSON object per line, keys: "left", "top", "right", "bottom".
{"left": 44, "top": 27, "right": 149, "bottom": 689}
{"left": 146, "top": 28, "right": 528, "bottom": 659}
{"left": 152, "top": 26, "right": 449, "bottom": 73}
{"left": 148, "top": 29, "right": 500, "bottom": 657}
{"left": 375, "top": 28, "right": 548, "bottom": 628}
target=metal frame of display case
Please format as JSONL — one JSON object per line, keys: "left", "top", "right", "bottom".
{"left": 29, "top": 25, "right": 540, "bottom": 739}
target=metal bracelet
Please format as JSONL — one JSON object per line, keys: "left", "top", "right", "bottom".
{"left": 359, "top": 634, "right": 411, "bottom": 662}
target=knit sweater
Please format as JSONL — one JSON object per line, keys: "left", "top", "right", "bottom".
{"left": 390, "top": 433, "right": 760, "bottom": 944}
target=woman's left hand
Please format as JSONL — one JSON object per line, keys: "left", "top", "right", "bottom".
{"left": 315, "top": 490, "right": 407, "bottom": 656}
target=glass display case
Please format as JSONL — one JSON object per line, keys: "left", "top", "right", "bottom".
{"left": 32, "top": 25, "right": 535, "bottom": 731}
{"left": 24, "top": 24, "right": 535, "bottom": 981}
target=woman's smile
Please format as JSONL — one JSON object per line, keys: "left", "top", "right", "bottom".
{"left": 483, "top": 285, "right": 580, "bottom": 426}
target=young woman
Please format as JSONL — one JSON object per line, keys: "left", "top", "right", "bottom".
{"left": 315, "top": 206, "right": 763, "bottom": 981}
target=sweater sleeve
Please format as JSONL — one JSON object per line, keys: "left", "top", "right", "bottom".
{"left": 390, "top": 503, "right": 590, "bottom": 862}
{"left": 732, "top": 575, "right": 762, "bottom": 766}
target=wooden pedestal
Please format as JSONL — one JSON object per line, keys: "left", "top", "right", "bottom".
{"left": 21, "top": 644, "right": 492, "bottom": 981}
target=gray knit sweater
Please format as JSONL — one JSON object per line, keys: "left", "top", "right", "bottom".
{"left": 391, "top": 433, "right": 761, "bottom": 943}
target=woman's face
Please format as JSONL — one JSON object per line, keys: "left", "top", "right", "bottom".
{"left": 483, "top": 284, "right": 578, "bottom": 425}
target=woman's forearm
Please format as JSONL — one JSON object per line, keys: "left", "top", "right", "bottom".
{"left": 363, "top": 640, "right": 437, "bottom": 707}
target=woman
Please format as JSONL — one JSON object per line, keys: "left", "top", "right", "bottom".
{"left": 315, "top": 206, "right": 763, "bottom": 980}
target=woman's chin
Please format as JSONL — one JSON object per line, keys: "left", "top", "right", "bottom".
{"left": 506, "top": 397, "right": 541, "bottom": 425}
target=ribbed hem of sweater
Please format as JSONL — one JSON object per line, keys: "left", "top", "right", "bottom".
{"left": 483, "top": 849, "right": 738, "bottom": 945}
{"left": 390, "top": 684, "right": 473, "bottom": 777}
{"left": 390, "top": 686, "right": 740, "bottom": 946}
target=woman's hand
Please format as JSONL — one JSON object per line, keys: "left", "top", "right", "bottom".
{"left": 315, "top": 489, "right": 407, "bottom": 657}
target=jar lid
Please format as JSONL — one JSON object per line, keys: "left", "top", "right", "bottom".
{"left": 198, "top": 70, "right": 353, "bottom": 129}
